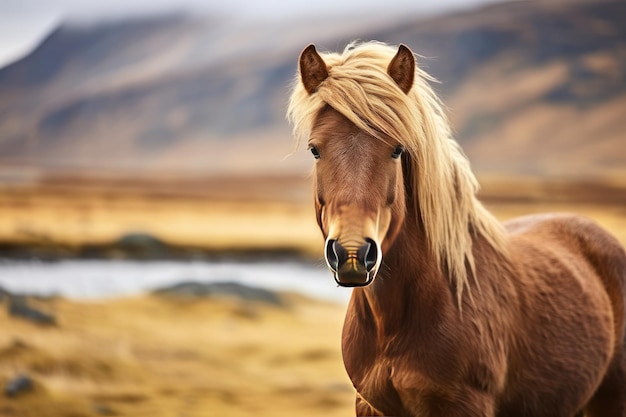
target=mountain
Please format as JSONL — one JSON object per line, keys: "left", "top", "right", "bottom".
{"left": 0, "top": 0, "right": 624, "bottom": 183}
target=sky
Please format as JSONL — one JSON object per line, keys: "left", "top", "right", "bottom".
{"left": 0, "top": 0, "right": 497, "bottom": 68}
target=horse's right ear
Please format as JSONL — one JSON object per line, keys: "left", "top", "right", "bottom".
{"left": 388, "top": 44, "right": 415, "bottom": 94}
{"left": 299, "top": 44, "right": 328, "bottom": 95}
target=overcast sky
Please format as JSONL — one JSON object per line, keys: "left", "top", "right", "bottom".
{"left": 0, "top": 0, "right": 498, "bottom": 67}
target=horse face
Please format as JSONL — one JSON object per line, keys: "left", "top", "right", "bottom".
{"left": 299, "top": 44, "right": 415, "bottom": 287}
{"left": 308, "top": 107, "right": 407, "bottom": 287}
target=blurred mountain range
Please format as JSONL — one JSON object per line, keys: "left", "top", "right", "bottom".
{"left": 0, "top": 0, "right": 624, "bottom": 183}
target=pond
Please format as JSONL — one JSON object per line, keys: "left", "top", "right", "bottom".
{"left": 0, "top": 259, "right": 351, "bottom": 303}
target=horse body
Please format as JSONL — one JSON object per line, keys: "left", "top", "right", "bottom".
{"left": 288, "top": 41, "right": 626, "bottom": 416}
{"left": 344, "top": 213, "right": 624, "bottom": 416}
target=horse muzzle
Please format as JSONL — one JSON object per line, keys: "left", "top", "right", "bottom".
{"left": 325, "top": 237, "right": 380, "bottom": 287}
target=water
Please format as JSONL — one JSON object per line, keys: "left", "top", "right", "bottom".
{"left": 0, "top": 259, "right": 352, "bottom": 303}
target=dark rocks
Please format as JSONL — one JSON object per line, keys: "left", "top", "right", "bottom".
{"left": 0, "top": 287, "right": 11, "bottom": 302}
{"left": 7, "top": 296, "right": 56, "bottom": 326}
{"left": 0, "top": 241, "right": 77, "bottom": 261}
{"left": 4, "top": 374, "right": 33, "bottom": 397}
{"left": 93, "top": 403, "right": 117, "bottom": 415}
{"left": 113, "top": 233, "right": 167, "bottom": 259}
{"left": 152, "top": 281, "right": 284, "bottom": 306}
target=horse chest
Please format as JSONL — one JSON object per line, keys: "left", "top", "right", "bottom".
{"left": 350, "top": 358, "right": 411, "bottom": 415}
{"left": 345, "top": 347, "right": 438, "bottom": 416}
{"left": 344, "top": 316, "right": 484, "bottom": 416}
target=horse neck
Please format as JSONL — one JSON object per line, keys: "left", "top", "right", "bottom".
{"left": 355, "top": 207, "right": 457, "bottom": 338}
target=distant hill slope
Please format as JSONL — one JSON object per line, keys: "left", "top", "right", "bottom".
{"left": 0, "top": 0, "right": 624, "bottom": 181}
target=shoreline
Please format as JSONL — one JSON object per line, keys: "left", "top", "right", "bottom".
{"left": 0, "top": 258, "right": 352, "bottom": 304}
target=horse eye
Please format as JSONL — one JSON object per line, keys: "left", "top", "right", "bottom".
{"left": 391, "top": 145, "right": 404, "bottom": 159}
{"left": 309, "top": 145, "right": 321, "bottom": 159}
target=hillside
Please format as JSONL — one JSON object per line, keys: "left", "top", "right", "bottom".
{"left": 0, "top": 0, "right": 624, "bottom": 184}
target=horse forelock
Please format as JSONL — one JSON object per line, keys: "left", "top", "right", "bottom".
{"left": 287, "top": 41, "right": 507, "bottom": 303}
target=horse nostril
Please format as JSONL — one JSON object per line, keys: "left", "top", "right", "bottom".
{"left": 325, "top": 239, "right": 348, "bottom": 271}
{"left": 358, "top": 238, "right": 379, "bottom": 272}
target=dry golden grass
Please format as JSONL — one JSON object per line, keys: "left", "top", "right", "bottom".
{"left": 0, "top": 294, "right": 353, "bottom": 417}
{"left": 0, "top": 182, "right": 320, "bottom": 257}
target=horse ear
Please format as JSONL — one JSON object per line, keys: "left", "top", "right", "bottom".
{"left": 299, "top": 44, "right": 329, "bottom": 95}
{"left": 387, "top": 44, "right": 415, "bottom": 94}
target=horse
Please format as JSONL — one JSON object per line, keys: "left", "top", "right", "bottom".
{"left": 287, "top": 41, "right": 626, "bottom": 417}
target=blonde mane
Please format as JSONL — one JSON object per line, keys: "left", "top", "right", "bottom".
{"left": 287, "top": 41, "right": 506, "bottom": 302}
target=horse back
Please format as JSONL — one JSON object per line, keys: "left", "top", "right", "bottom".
{"left": 506, "top": 212, "right": 626, "bottom": 346}
{"left": 497, "top": 213, "right": 626, "bottom": 415}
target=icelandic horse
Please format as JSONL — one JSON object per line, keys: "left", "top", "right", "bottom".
{"left": 287, "top": 41, "right": 626, "bottom": 416}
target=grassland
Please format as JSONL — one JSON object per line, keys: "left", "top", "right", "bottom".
{"left": 0, "top": 175, "right": 320, "bottom": 258}
{"left": 0, "top": 293, "right": 352, "bottom": 417}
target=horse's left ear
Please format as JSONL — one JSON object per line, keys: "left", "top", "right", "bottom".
{"left": 299, "top": 44, "right": 329, "bottom": 95}
{"left": 387, "top": 44, "right": 415, "bottom": 94}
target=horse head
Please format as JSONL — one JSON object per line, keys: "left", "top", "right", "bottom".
{"left": 297, "top": 44, "right": 416, "bottom": 287}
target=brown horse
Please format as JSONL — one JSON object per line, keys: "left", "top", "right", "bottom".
{"left": 287, "top": 41, "right": 626, "bottom": 417}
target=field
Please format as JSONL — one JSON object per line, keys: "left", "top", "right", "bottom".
{"left": 0, "top": 175, "right": 319, "bottom": 258}
{"left": 0, "top": 175, "right": 625, "bottom": 416}
{"left": 0, "top": 293, "right": 352, "bottom": 417}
